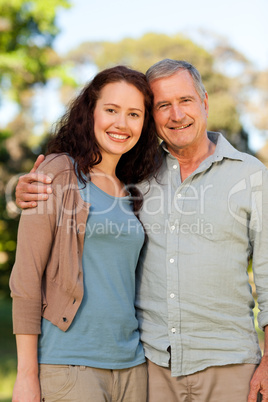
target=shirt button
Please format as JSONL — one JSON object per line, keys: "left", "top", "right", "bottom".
{"left": 170, "top": 225, "right": 175, "bottom": 231}
{"left": 170, "top": 293, "right": 175, "bottom": 299}
{"left": 173, "top": 165, "right": 178, "bottom": 170}
{"left": 177, "top": 194, "right": 182, "bottom": 199}
{"left": 169, "top": 258, "right": 174, "bottom": 263}
{"left": 171, "top": 328, "right": 176, "bottom": 333}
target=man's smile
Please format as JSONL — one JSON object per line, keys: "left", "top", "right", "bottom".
{"left": 168, "top": 123, "right": 192, "bottom": 130}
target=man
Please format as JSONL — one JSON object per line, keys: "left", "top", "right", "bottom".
{"left": 15, "top": 59, "right": 268, "bottom": 401}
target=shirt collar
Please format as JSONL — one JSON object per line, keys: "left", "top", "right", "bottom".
{"left": 160, "top": 131, "right": 245, "bottom": 164}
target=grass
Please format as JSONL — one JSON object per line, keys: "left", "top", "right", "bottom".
{"left": 0, "top": 298, "right": 16, "bottom": 402}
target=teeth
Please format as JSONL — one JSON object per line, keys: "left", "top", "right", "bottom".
{"left": 171, "top": 124, "right": 190, "bottom": 130}
{"left": 108, "top": 133, "right": 129, "bottom": 139}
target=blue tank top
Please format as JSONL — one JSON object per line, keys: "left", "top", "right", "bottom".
{"left": 38, "top": 176, "right": 145, "bottom": 369}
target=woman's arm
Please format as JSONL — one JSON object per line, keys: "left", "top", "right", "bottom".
{"left": 12, "top": 335, "right": 40, "bottom": 402}
{"left": 10, "top": 155, "right": 67, "bottom": 334}
{"left": 11, "top": 155, "right": 74, "bottom": 399}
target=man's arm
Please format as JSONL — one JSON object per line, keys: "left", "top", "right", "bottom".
{"left": 248, "top": 327, "right": 268, "bottom": 401}
{"left": 16, "top": 155, "right": 52, "bottom": 209}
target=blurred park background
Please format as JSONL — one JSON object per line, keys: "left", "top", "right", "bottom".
{"left": 0, "top": 0, "right": 267, "bottom": 400}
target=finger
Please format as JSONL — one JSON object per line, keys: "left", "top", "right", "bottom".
{"left": 15, "top": 184, "right": 51, "bottom": 207}
{"left": 261, "top": 390, "right": 268, "bottom": 401}
{"left": 30, "top": 155, "right": 45, "bottom": 173}
{"left": 17, "top": 192, "right": 50, "bottom": 202}
{"left": 18, "top": 173, "right": 52, "bottom": 185}
{"left": 18, "top": 182, "right": 52, "bottom": 195}
{"left": 248, "top": 389, "right": 258, "bottom": 402}
{"left": 16, "top": 191, "right": 51, "bottom": 208}
{"left": 17, "top": 200, "right": 38, "bottom": 209}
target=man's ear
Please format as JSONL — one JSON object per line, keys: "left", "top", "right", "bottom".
{"left": 204, "top": 92, "right": 209, "bottom": 117}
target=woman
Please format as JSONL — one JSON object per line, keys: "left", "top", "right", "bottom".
{"left": 10, "top": 65, "right": 160, "bottom": 402}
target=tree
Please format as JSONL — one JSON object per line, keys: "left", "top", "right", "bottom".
{"left": 0, "top": 0, "right": 71, "bottom": 298}
{"left": 203, "top": 30, "right": 267, "bottom": 148}
{"left": 245, "top": 69, "right": 268, "bottom": 132}
{"left": 66, "top": 32, "right": 249, "bottom": 150}
{"left": 0, "top": 0, "right": 71, "bottom": 98}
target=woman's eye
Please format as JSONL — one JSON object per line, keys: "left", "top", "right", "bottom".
{"left": 106, "top": 108, "right": 115, "bottom": 113}
{"left": 130, "top": 112, "right": 139, "bottom": 118}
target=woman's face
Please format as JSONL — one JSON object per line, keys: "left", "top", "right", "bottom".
{"left": 94, "top": 81, "right": 145, "bottom": 159}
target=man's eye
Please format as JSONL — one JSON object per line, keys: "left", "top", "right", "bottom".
{"left": 159, "top": 104, "right": 169, "bottom": 109}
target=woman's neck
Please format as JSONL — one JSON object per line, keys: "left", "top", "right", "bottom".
{"left": 92, "top": 154, "right": 120, "bottom": 177}
{"left": 90, "top": 155, "right": 127, "bottom": 197}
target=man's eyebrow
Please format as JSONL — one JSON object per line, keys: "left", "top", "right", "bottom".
{"left": 154, "top": 95, "right": 195, "bottom": 108}
{"left": 154, "top": 100, "right": 169, "bottom": 108}
{"left": 180, "top": 96, "right": 195, "bottom": 100}
{"left": 103, "top": 103, "right": 143, "bottom": 112}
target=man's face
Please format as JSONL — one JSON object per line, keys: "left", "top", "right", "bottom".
{"left": 150, "top": 70, "right": 209, "bottom": 156}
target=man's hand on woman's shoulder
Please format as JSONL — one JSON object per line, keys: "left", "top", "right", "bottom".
{"left": 16, "top": 155, "right": 52, "bottom": 209}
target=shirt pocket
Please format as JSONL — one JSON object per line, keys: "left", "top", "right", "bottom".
{"left": 190, "top": 199, "right": 239, "bottom": 242}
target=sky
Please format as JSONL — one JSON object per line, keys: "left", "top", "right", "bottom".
{"left": 54, "top": 0, "right": 268, "bottom": 70}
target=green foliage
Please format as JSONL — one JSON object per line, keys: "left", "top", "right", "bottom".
{"left": 245, "top": 69, "right": 268, "bottom": 131}
{"left": 0, "top": 135, "right": 46, "bottom": 300}
{"left": 0, "top": 298, "right": 16, "bottom": 401}
{"left": 69, "top": 33, "right": 246, "bottom": 147}
{"left": 0, "top": 0, "right": 71, "bottom": 299}
{"left": 0, "top": 0, "right": 71, "bottom": 100}
{"left": 208, "top": 92, "right": 242, "bottom": 134}
{"left": 72, "top": 32, "right": 214, "bottom": 74}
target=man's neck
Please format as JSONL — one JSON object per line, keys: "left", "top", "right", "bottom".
{"left": 168, "top": 136, "right": 216, "bottom": 182}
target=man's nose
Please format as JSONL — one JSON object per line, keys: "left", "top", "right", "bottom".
{"left": 170, "top": 105, "right": 185, "bottom": 121}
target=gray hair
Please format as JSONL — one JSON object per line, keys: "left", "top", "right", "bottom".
{"left": 146, "top": 59, "right": 206, "bottom": 101}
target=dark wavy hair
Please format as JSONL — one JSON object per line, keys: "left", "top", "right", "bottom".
{"left": 46, "top": 66, "right": 160, "bottom": 188}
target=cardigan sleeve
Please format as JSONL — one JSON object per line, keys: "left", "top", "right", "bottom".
{"left": 9, "top": 154, "right": 74, "bottom": 334}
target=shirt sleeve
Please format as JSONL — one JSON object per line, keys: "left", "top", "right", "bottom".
{"left": 250, "top": 167, "right": 268, "bottom": 330}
